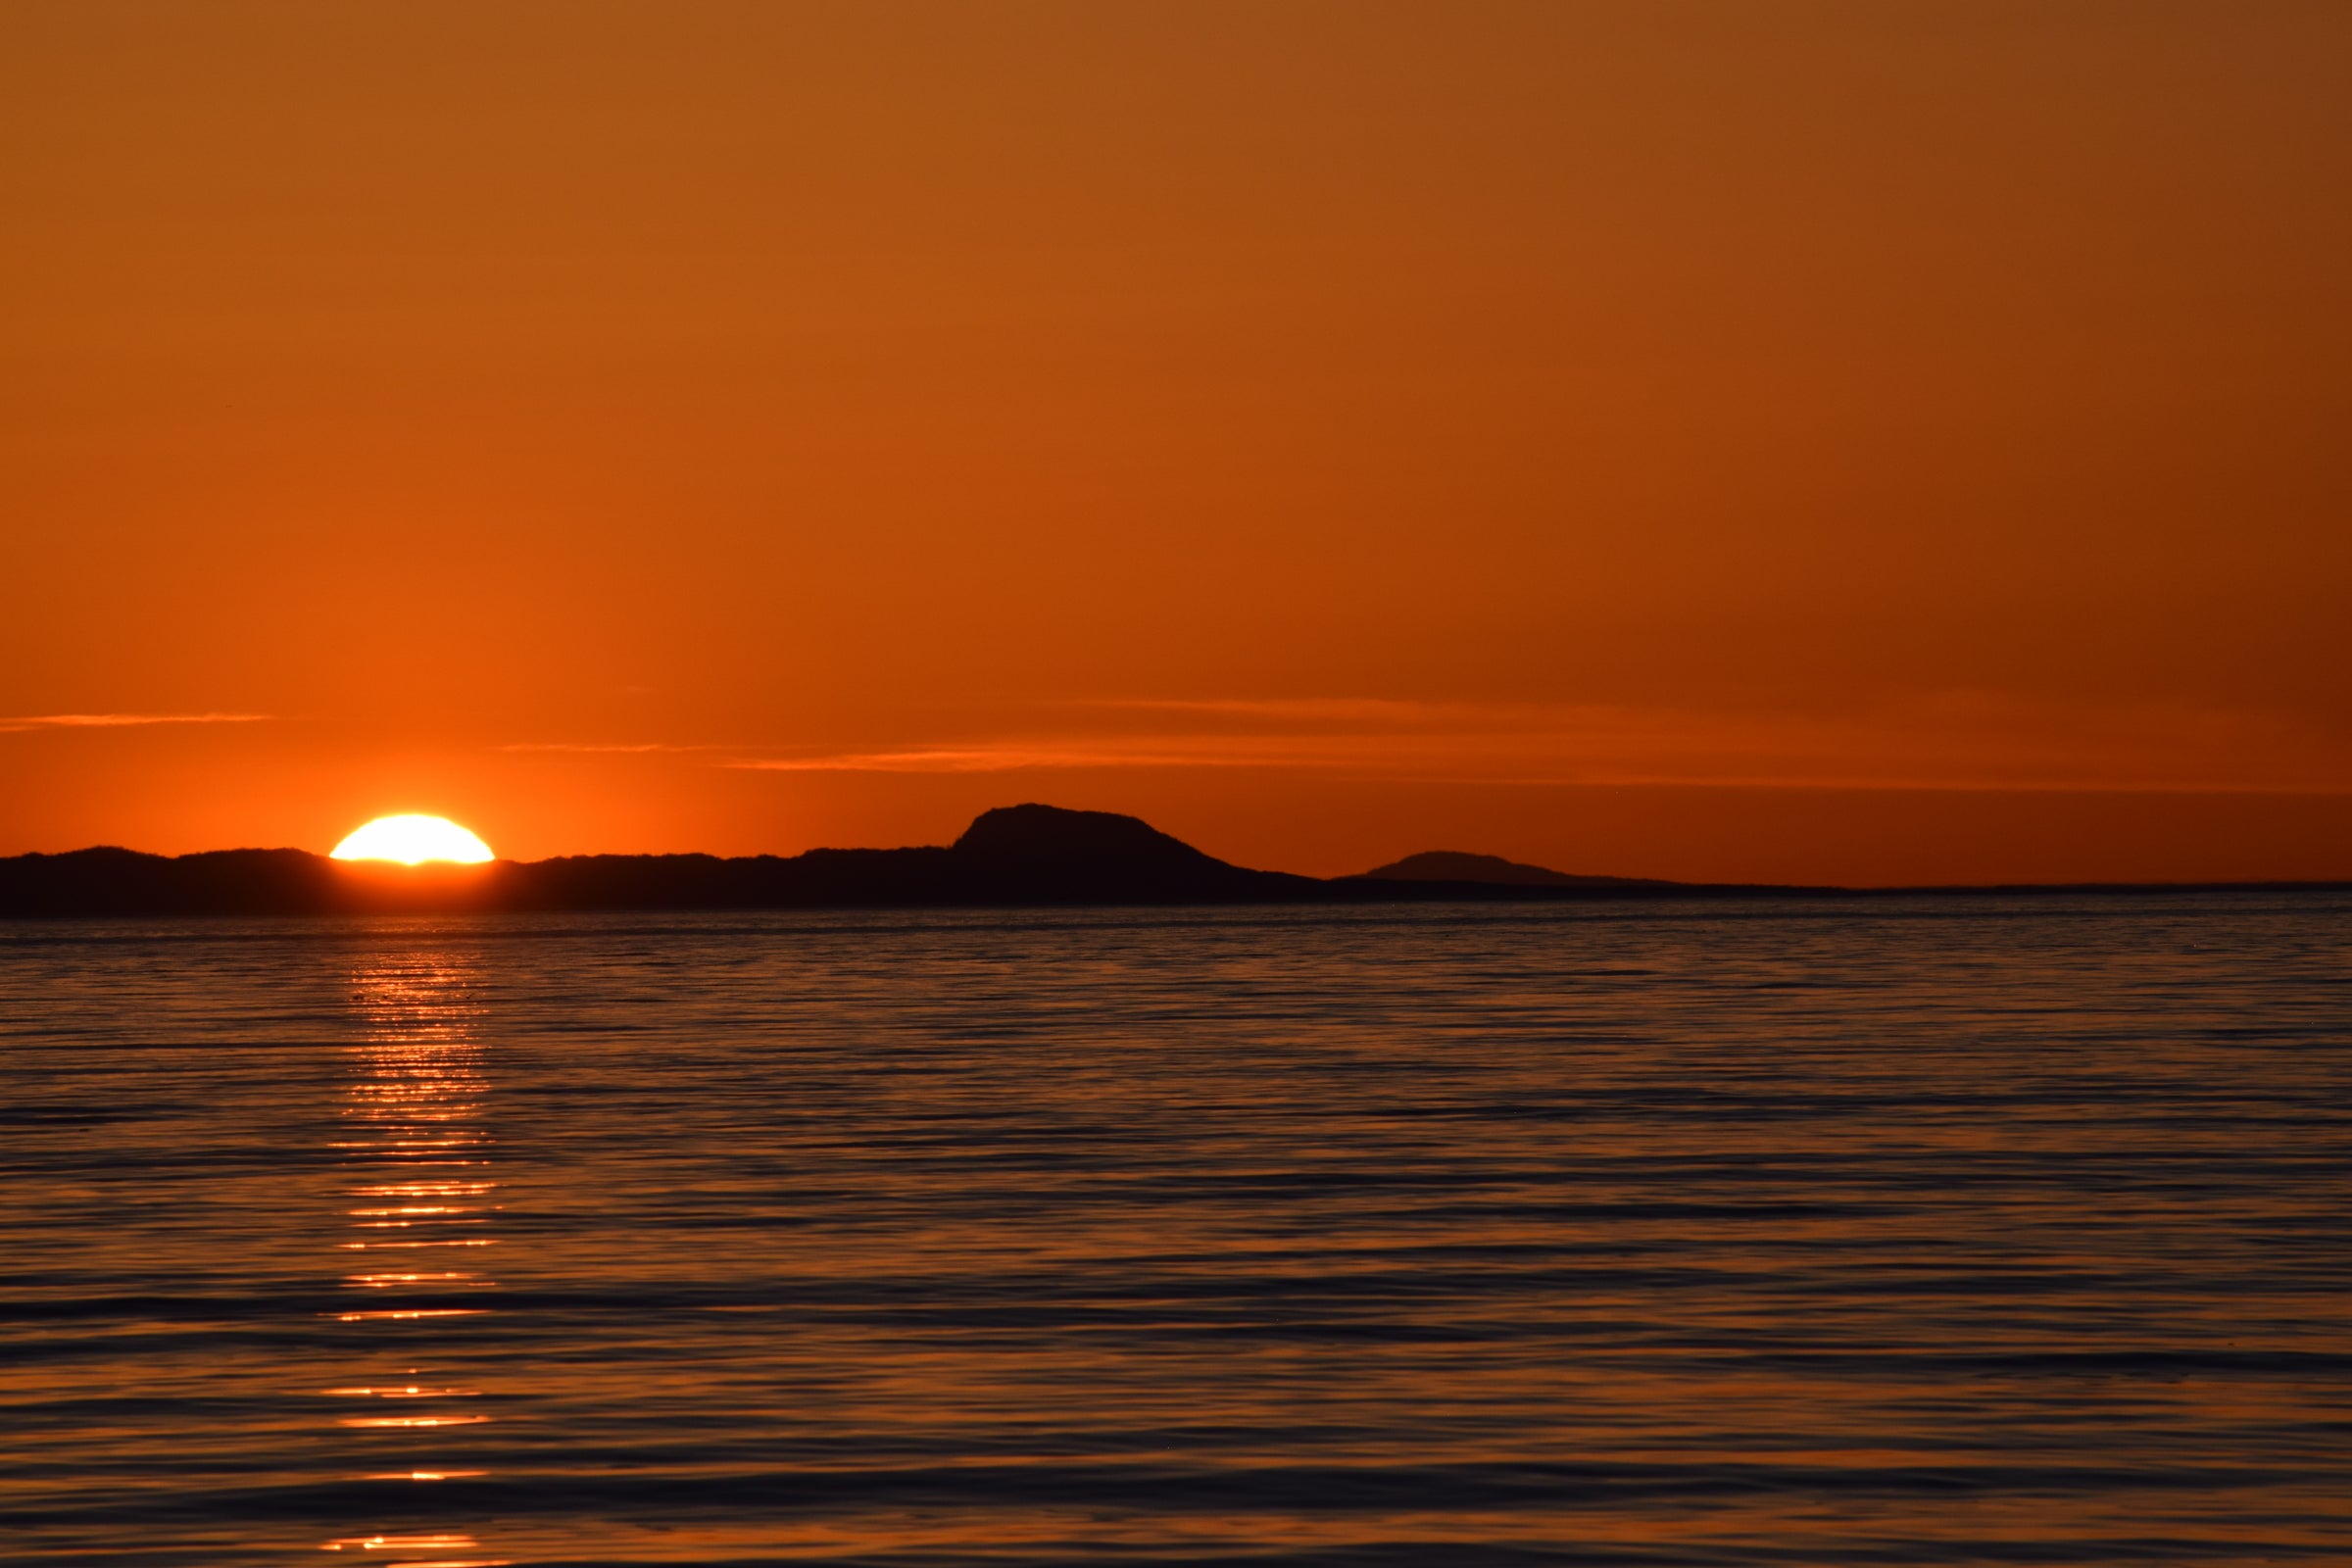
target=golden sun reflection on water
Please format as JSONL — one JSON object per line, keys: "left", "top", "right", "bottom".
{"left": 320, "top": 1533, "right": 510, "bottom": 1568}
{"left": 330, "top": 952, "right": 503, "bottom": 1563}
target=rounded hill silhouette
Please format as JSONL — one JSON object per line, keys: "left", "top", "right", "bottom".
{"left": 1358, "top": 850, "right": 1676, "bottom": 890}
{"left": 950, "top": 804, "right": 1277, "bottom": 901}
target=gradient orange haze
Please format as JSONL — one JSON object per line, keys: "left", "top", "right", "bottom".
{"left": 5, "top": 2, "right": 2349, "bottom": 883}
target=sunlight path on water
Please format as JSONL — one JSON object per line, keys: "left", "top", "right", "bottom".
{"left": 327, "top": 952, "right": 508, "bottom": 1566}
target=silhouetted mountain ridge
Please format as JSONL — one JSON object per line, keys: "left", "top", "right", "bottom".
{"left": 0, "top": 805, "right": 1314, "bottom": 916}
{"left": 1, "top": 804, "right": 2342, "bottom": 917}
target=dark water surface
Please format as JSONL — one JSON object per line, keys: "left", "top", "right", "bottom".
{"left": 3, "top": 898, "right": 2348, "bottom": 1566}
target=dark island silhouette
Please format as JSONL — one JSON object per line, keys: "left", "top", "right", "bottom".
{"left": 1359, "top": 850, "right": 1684, "bottom": 891}
{"left": 0, "top": 804, "right": 2342, "bottom": 918}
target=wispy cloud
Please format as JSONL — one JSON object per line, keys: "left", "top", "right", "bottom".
{"left": 0, "top": 711, "right": 274, "bottom": 734}
{"left": 725, "top": 742, "right": 1312, "bottom": 774}
{"left": 1070, "top": 697, "right": 1446, "bottom": 722}
{"left": 714, "top": 696, "right": 2352, "bottom": 795}
{"left": 497, "top": 741, "right": 714, "bottom": 755}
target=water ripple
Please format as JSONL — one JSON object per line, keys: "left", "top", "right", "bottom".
{"left": 2, "top": 896, "right": 2348, "bottom": 1565}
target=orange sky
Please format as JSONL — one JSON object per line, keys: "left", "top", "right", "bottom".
{"left": 5, "top": 2, "right": 2349, "bottom": 884}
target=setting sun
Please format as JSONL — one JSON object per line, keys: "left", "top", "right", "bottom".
{"left": 330, "top": 815, "right": 494, "bottom": 865}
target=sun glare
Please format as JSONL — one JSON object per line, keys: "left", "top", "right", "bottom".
{"left": 331, "top": 815, "right": 495, "bottom": 865}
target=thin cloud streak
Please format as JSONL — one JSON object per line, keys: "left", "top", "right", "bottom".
{"left": 1069, "top": 697, "right": 1446, "bottom": 722}
{"left": 725, "top": 746, "right": 1281, "bottom": 774}
{"left": 499, "top": 741, "right": 716, "bottom": 754}
{"left": 0, "top": 712, "right": 273, "bottom": 733}
{"left": 715, "top": 697, "right": 2352, "bottom": 795}
{"left": 1389, "top": 773, "right": 2352, "bottom": 797}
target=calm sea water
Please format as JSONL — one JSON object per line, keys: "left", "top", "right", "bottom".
{"left": 3, "top": 897, "right": 2348, "bottom": 1566}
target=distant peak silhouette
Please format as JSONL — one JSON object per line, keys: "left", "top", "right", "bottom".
{"left": 1359, "top": 850, "right": 1668, "bottom": 888}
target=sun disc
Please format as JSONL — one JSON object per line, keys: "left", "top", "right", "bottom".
{"left": 331, "top": 815, "right": 494, "bottom": 865}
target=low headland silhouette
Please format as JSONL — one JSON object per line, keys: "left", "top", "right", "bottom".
{"left": 0, "top": 803, "right": 2341, "bottom": 918}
